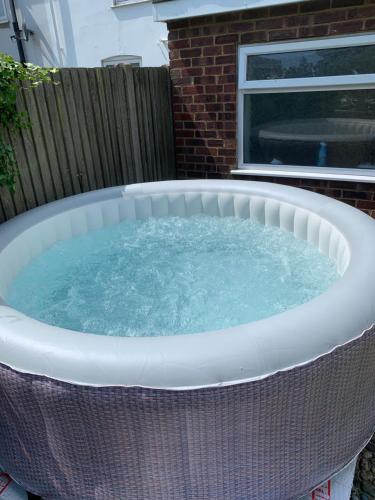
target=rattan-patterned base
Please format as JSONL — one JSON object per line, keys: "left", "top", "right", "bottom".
{"left": 0, "top": 326, "right": 374, "bottom": 499}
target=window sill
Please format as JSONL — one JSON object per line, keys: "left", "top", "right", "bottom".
{"left": 232, "top": 166, "right": 375, "bottom": 184}
{"left": 0, "top": 19, "right": 9, "bottom": 25}
{"left": 112, "top": 0, "right": 150, "bottom": 7}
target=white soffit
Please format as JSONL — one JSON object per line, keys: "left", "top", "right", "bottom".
{"left": 153, "top": 0, "right": 308, "bottom": 22}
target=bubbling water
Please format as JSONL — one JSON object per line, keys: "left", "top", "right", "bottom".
{"left": 6, "top": 215, "right": 338, "bottom": 337}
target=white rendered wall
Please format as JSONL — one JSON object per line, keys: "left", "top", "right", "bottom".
{"left": 0, "top": 0, "right": 168, "bottom": 67}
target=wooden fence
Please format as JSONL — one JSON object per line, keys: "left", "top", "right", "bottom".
{"left": 0, "top": 66, "right": 175, "bottom": 223}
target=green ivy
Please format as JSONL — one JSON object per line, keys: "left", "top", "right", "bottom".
{"left": 0, "top": 52, "right": 57, "bottom": 192}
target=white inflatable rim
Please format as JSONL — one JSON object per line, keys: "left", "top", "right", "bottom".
{"left": 0, "top": 179, "right": 374, "bottom": 389}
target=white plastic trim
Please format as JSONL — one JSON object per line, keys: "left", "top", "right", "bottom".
{"left": 152, "top": 0, "right": 308, "bottom": 22}
{"left": 0, "top": 180, "right": 374, "bottom": 389}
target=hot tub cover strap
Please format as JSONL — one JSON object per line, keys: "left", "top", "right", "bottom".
{"left": 0, "top": 325, "right": 374, "bottom": 500}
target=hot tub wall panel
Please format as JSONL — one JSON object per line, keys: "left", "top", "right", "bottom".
{"left": 0, "top": 326, "right": 374, "bottom": 499}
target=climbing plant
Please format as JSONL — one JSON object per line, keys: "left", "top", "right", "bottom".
{"left": 0, "top": 52, "right": 57, "bottom": 191}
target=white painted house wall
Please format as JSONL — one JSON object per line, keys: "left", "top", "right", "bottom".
{"left": 0, "top": 0, "right": 168, "bottom": 67}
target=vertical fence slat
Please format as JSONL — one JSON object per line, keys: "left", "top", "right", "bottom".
{"left": 123, "top": 67, "right": 144, "bottom": 183}
{"left": 78, "top": 69, "right": 105, "bottom": 189}
{"left": 1, "top": 66, "right": 176, "bottom": 222}
{"left": 43, "top": 75, "right": 73, "bottom": 197}
{"left": 22, "top": 83, "right": 57, "bottom": 202}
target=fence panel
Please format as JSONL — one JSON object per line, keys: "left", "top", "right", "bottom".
{"left": 0, "top": 66, "right": 175, "bottom": 223}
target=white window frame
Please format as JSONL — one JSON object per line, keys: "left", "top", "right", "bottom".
{"left": 112, "top": 0, "right": 150, "bottom": 7}
{"left": 102, "top": 55, "right": 142, "bottom": 67}
{"left": 0, "top": 0, "right": 8, "bottom": 23}
{"left": 235, "top": 33, "right": 375, "bottom": 183}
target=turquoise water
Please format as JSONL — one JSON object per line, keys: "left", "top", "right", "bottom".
{"left": 6, "top": 215, "right": 338, "bottom": 337}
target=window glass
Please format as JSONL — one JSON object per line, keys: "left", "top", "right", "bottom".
{"left": 243, "top": 89, "right": 375, "bottom": 169}
{"left": 246, "top": 45, "right": 375, "bottom": 80}
{"left": 102, "top": 55, "right": 142, "bottom": 67}
{"left": 0, "top": 1, "right": 6, "bottom": 20}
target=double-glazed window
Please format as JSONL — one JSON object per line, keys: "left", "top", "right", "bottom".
{"left": 0, "top": 0, "right": 8, "bottom": 23}
{"left": 102, "top": 55, "right": 142, "bottom": 67}
{"left": 238, "top": 34, "right": 375, "bottom": 180}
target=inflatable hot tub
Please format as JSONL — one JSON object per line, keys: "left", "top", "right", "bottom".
{"left": 0, "top": 180, "right": 374, "bottom": 499}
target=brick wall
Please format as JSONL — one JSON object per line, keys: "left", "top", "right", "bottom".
{"left": 168, "top": 0, "right": 375, "bottom": 216}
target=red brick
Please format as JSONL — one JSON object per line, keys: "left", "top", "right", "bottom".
{"left": 174, "top": 112, "right": 193, "bottom": 121}
{"left": 348, "top": 5, "right": 375, "bottom": 16}
{"left": 186, "top": 155, "right": 206, "bottom": 163}
{"left": 299, "top": 25, "right": 330, "bottom": 37}
{"left": 178, "top": 28, "right": 200, "bottom": 39}
{"left": 357, "top": 200, "right": 375, "bottom": 209}
{"left": 313, "top": 10, "right": 347, "bottom": 23}
{"left": 190, "top": 15, "right": 215, "bottom": 27}
{"left": 168, "top": 39, "right": 190, "bottom": 50}
{"left": 191, "top": 36, "right": 214, "bottom": 47}
{"left": 224, "top": 103, "right": 236, "bottom": 112}
{"left": 169, "top": 19, "right": 190, "bottom": 30}
{"left": 194, "top": 75, "right": 216, "bottom": 85}
{"left": 218, "top": 74, "right": 236, "bottom": 84}
{"left": 218, "top": 148, "right": 237, "bottom": 156}
{"left": 184, "top": 104, "right": 205, "bottom": 112}
{"left": 256, "top": 18, "right": 284, "bottom": 29}
{"left": 184, "top": 121, "right": 206, "bottom": 130}
{"left": 197, "top": 130, "right": 217, "bottom": 138}
{"left": 223, "top": 65, "right": 237, "bottom": 75}
{"left": 285, "top": 15, "right": 312, "bottom": 27}
{"left": 170, "top": 69, "right": 181, "bottom": 80}
{"left": 167, "top": 30, "right": 179, "bottom": 42}
{"left": 180, "top": 48, "right": 202, "bottom": 58}
{"left": 223, "top": 44, "right": 237, "bottom": 55}
{"left": 330, "top": 19, "right": 364, "bottom": 33}
{"left": 221, "top": 131, "right": 236, "bottom": 139}
{"left": 195, "top": 112, "right": 218, "bottom": 120}
{"left": 185, "top": 138, "right": 206, "bottom": 146}
{"left": 218, "top": 113, "right": 236, "bottom": 121}
{"left": 240, "top": 31, "right": 268, "bottom": 44}
{"left": 269, "top": 28, "right": 298, "bottom": 40}
{"left": 182, "top": 85, "right": 204, "bottom": 95}
{"left": 229, "top": 21, "right": 255, "bottom": 32}
{"left": 171, "top": 59, "right": 192, "bottom": 69}
{"left": 207, "top": 139, "right": 224, "bottom": 147}
{"left": 212, "top": 121, "right": 225, "bottom": 130}
{"left": 203, "top": 46, "right": 222, "bottom": 56}
{"left": 215, "top": 34, "right": 238, "bottom": 44}
{"left": 194, "top": 94, "right": 217, "bottom": 103}
{"left": 181, "top": 67, "right": 203, "bottom": 77}
{"left": 215, "top": 12, "right": 241, "bottom": 23}
{"left": 217, "top": 93, "right": 236, "bottom": 102}
{"left": 224, "top": 83, "right": 236, "bottom": 92}
{"left": 192, "top": 56, "right": 215, "bottom": 67}
{"left": 195, "top": 147, "right": 218, "bottom": 155}
{"left": 215, "top": 55, "right": 236, "bottom": 65}
{"left": 205, "top": 84, "right": 223, "bottom": 93}
{"left": 177, "top": 129, "right": 195, "bottom": 138}
{"left": 201, "top": 24, "right": 227, "bottom": 35}
{"left": 205, "top": 103, "right": 224, "bottom": 112}
{"left": 205, "top": 65, "right": 223, "bottom": 75}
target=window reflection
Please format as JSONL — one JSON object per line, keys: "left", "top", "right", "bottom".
{"left": 246, "top": 45, "right": 375, "bottom": 80}
{"left": 243, "top": 90, "right": 375, "bottom": 169}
